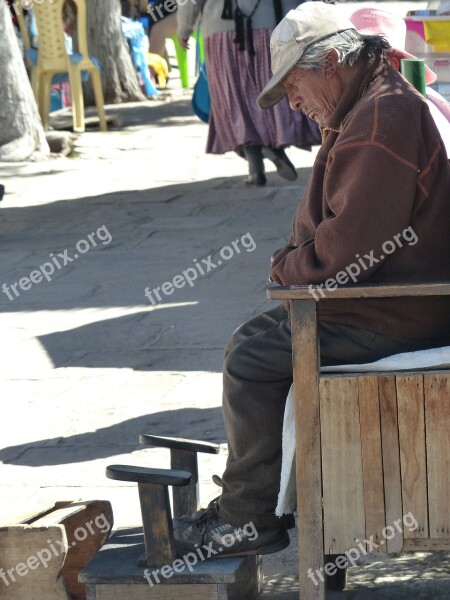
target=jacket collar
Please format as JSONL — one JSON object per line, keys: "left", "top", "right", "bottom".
{"left": 321, "top": 53, "right": 388, "bottom": 134}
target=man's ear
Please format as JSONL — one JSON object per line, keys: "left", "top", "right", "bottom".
{"left": 324, "top": 48, "right": 339, "bottom": 79}
{"left": 387, "top": 52, "right": 401, "bottom": 72}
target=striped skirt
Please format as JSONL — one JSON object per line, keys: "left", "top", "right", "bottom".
{"left": 204, "top": 29, "right": 321, "bottom": 154}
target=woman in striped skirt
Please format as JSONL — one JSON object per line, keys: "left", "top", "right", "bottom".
{"left": 176, "top": 0, "right": 321, "bottom": 186}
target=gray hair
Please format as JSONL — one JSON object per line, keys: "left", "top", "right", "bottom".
{"left": 296, "top": 29, "right": 390, "bottom": 70}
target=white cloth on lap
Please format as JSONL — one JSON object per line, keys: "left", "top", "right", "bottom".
{"left": 276, "top": 345, "right": 450, "bottom": 517}
{"left": 321, "top": 344, "right": 450, "bottom": 373}
{"left": 278, "top": 384, "right": 297, "bottom": 517}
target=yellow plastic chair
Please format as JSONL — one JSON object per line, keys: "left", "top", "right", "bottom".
{"left": 26, "top": 0, "right": 107, "bottom": 132}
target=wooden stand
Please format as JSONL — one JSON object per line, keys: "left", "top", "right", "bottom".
{"left": 0, "top": 500, "right": 113, "bottom": 600}
{"left": 105, "top": 465, "right": 191, "bottom": 568}
{"left": 80, "top": 528, "right": 263, "bottom": 600}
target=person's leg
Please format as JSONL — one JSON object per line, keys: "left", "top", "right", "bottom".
{"left": 148, "top": 11, "right": 177, "bottom": 58}
{"left": 219, "top": 305, "right": 292, "bottom": 529}
{"left": 261, "top": 146, "right": 297, "bottom": 182}
{"left": 243, "top": 145, "right": 266, "bottom": 186}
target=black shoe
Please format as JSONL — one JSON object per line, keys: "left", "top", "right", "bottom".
{"left": 212, "top": 475, "right": 295, "bottom": 529}
{"left": 211, "top": 477, "right": 294, "bottom": 530}
{"left": 244, "top": 172, "right": 266, "bottom": 187}
{"left": 173, "top": 497, "right": 290, "bottom": 558}
{"left": 262, "top": 147, "right": 297, "bottom": 181}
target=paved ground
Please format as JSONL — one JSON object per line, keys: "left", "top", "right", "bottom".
{"left": 2, "top": 4, "right": 450, "bottom": 597}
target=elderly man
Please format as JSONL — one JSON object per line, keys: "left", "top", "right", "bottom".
{"left": 174, "top": 2, "right": 450, "bottom": 557}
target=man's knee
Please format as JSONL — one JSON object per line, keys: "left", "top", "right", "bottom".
{"left": 224, "top": 334, "right": 236, "bottom": 360}
{"left": 223, "top": 340, "right": 246, "bottom": 381}
{"left": 224, "top": 322, "right": 248, "bottom": 359}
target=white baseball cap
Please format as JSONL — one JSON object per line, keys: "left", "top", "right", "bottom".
{"left": 257, "top": 2, "right": 356, "bottom": 109}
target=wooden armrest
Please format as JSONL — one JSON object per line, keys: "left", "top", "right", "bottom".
{"left": 106, "top": 465, "right": 191, "bottom": 486}
{"left": 139, "top": 434, "right": 220, "bottom": 455}
{"left": 268, "top": 281, "right": 450, "bottom": 301}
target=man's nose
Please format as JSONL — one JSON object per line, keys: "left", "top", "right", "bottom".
{"left": 286, "top": 90, "right": 301, "bottom": 111}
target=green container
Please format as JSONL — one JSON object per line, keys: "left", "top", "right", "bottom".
{"left": 400, "top": 58, "right": 427, "bottom": 97}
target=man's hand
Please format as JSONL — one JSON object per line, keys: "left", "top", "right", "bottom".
{"left": 178, "top": 36, "right": 190, "bottom": 50}
{"left": 270, "top": 245, "right": 297, "bottom": 284}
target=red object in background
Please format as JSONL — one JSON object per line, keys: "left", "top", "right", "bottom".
{"left": 61, "top": 82, "right": 72, "bottom": 107}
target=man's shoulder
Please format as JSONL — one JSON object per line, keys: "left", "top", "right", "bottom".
{"left": 338, "top": 69, "right": 433, "bottom": 150}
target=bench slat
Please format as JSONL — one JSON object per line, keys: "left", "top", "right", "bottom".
{"left": 268, "top": 282, "right": 450, "bottom": 300}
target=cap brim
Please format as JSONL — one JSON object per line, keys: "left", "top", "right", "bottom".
{"left": 256, "top": 50, "right": 302, "bottom": 109}
{"left": 389, "top": 48, "right": 437, "bottom": 85}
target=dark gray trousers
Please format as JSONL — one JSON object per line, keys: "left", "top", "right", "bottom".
{"left": 218, "top": 304, "right": 441, "bottom": 529}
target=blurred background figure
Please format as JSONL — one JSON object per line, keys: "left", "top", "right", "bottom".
{"left": 127, "top": 0, "right": 177, "bottom": 68}
{"left": 148, "top": 7, "right": 177, "bottom": 60}
{"left": 350, "top": 7, "right": 450, "bottom": 158}
{"left": 177, "top": 0, "right": 321, "bottom": 186}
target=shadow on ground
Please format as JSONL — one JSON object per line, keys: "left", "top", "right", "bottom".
{"left": 260, "top": 551, "right": 450, "bottom": 598}
{"left": 0, "top": 407, "right": 226, "bottom": 466}
{"left": 0, "top": 172, "right": 310, "bottom": 371}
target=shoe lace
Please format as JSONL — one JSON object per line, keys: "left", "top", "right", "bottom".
{"left": 194, "top": 496, "right": 220, "bottom": 534}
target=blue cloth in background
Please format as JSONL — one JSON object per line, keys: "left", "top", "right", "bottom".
{"left": 121, "top": 17, "right": 158, "bottom": 97}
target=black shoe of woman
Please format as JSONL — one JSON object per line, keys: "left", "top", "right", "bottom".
{"left": 262, "top": 147, "right": 297, "bottom": 181}
{"left": 243, "top": 146, "right": 266, "bottom": 187}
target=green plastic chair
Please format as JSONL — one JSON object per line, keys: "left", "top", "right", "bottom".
{"left": 172, "top": 31, "right": 205, "bottom": 89}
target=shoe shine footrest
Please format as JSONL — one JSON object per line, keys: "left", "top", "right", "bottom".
{"left": 106, "top": 465, "right": 192, "bottom": 567}
{"left": 139, "top": 434, "right": 220, "bottom": 455}
{"left": 139, "top": 434, "right": 220, "bottom": 518}
{"left": 80, "top": 528, "right": 264, "bottom": 600}
{"left": 106, "top": 465, "right": 191, "bottom": 486}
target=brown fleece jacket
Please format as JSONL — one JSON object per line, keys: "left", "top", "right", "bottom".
{"left": 270, "top": 55, "right": 450, "bottom": 340}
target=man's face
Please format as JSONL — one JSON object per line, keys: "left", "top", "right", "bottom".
{"left": 282, "top": 60, "right": 340, "bottom": 127}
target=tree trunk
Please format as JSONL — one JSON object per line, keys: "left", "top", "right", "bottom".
{"left": 84, "top": 0, "right": 146, "bottom": 104}
{"left": 0, "top": 1, "right": 49, "bottom": 161}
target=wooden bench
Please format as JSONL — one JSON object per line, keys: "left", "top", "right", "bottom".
{"left": 268, "top": 282, "right": 450, "bottom": 600}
